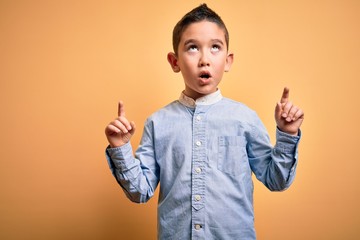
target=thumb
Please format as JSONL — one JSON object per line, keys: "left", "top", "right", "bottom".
{"left": 275, "top": 102, "right": 283, "bottom": 120}
{"left": 128, "top": 121, "right": 136, "bottom": 135}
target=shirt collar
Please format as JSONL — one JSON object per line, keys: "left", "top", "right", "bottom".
{"left": 178, "top": 89, "right": 223, "bottom": 108}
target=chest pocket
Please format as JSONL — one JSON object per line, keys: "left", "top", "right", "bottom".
{"left": 218, "top": 136, "right": 249, "bottom": 176}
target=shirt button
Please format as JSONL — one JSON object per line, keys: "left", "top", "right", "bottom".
{"left": 195, "top": 167, "right": 202, "bottom": 173}
{"left": 196, "top": 115, "right": 201, "bottom": 121}
{"left": 195, "top": 195, "right": 201, "bottom": 201}
{"left": 196, "top": 141, "right": 202, "bottom": 146}
{"left": 195, "top": 224, "right": 202, "bottom": 230}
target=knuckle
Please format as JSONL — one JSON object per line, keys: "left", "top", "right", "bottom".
{"left": 112, "top": 120, "right": 121, "bottom": 126}
{"left": 118, "top": 116, "right": 128, "bottom": 122}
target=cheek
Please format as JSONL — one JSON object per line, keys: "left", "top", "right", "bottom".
{"left": 214, "top": 61, "right": 227, "bottom": 73}
{"left": 180, "top": 61, "right": 197, "bottom": 74}
{"left": 180, "top": 68, "right": 194, "bottom": 82}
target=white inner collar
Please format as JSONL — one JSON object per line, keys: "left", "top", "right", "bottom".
{"left": 179, "top": 90, "right": 223, "bottom": 108}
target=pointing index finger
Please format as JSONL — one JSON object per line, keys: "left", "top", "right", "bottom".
{"left": 280, "top": 87, "right": 290, "bottom": 103}
{"left": 118, "top": 101, "right": 126, "bottom": 117}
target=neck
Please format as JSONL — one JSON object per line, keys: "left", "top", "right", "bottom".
{"left": 183, "top": 89, "right": 218, "bottom": 100}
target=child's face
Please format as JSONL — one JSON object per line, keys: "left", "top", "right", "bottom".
{"left": 168, "top": 20, "right": 233, "bottom": 99}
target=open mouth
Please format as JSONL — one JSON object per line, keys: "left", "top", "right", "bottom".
{"left": 199, "top": 72, "right": 211, "bottom": 79}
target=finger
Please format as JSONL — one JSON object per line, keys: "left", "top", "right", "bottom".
{"left": 287, "top": 105, "right": 299, "bottom": 121}
{"left": 281, "top": 101, "right": 293, "bottom": 118}
{"left": 118, "top": 101, "right": 126, "bottom": 117}
{"left": 118, "top": 116, "right": 133, "bottom": 131}
{"left": 280, "top": 87, "right": 290, "bottom": 104}
{"left": 106, "top": 124, "right": 121, "bottom": 134}
{"left": 292, "top": 108, "right": 305, "bottom": 121}
{"left": 113, "top": 118, "right": 131, "bottom": 133}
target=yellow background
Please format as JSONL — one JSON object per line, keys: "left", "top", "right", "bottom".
{"left": 1, "top": 0, "right": 359, "bottom": 239}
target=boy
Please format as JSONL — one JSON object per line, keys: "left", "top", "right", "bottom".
{"left": 105, "top": 4, "right": 304, "bottom": 239}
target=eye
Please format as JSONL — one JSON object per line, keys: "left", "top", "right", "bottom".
{"left": 188, "top": 45, "right": 199, "bottom": 52}
{"left": 211, "top": 44, "right": 221, "bottom": 52}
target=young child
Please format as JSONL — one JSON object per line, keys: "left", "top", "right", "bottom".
{"left": 105, "top": 4, "right": 304, "bottom": 239}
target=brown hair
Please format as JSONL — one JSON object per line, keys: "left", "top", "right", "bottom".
{"left": 172, "top": 4, "right": 229, "bottom": 55}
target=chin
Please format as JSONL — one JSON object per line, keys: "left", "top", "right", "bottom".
{"left": 198, "top": 87, "right": 217, "bottom": 94}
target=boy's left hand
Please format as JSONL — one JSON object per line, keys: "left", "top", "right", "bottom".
{"left": 275, "top": 87, "right": 304, "bottom": 136}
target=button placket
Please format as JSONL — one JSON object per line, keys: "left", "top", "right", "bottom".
{"left": 191, "top": 110, "right": 206, "bottom": 239}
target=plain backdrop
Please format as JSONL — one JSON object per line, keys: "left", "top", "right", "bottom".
{"left": 1, "top": 0, "right": 359, "bottom": 239}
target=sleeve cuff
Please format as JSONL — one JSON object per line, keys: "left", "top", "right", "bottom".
{"left": 105, "top": 142, "right": 135, "bottom": 170}
{"left": 275, "top": 128, "right": 301, "bottom": 154}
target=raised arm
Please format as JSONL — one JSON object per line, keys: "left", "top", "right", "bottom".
{"left": 250, "top": 88, "right": 304, "bottom": 191}
{"left": 105, "top": 102, "right": 158, "bottom": 203}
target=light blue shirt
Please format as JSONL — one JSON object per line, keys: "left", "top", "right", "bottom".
{"left": 106, "top": 90, "right": 300, "bottom": 240}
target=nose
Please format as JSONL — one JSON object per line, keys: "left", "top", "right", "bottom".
{"left": 198, "top": 52, "right": 210, "bottom": 67}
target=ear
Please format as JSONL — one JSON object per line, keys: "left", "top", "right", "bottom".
{"left": 224, "top": 53, "right": 234, "bottom": 72}
{"left": 167, "top": 52, "right": 180, "bottom": 73}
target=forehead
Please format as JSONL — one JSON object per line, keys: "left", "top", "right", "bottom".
{"left": 180, "top": 21, "right": 226, "bottom": 43}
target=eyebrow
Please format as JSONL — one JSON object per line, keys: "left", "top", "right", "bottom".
{"left": 183, "top": 39, "right": 224, "bottom": 46}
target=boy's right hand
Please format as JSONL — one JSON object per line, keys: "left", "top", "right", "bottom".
{"left": 105, "top": 101, "right": 136, "bottom": 148}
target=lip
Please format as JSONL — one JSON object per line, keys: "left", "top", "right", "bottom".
{"left": 198, "top": 76, "right": 212, "bottom": 85}
{"left": 198, "top": 70, "right": 212, "bottom": 84}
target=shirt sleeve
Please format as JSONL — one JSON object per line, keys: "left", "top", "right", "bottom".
{"left": 105, "top": 118, "right": 159, "bottom": 203}
{"left": 247, "top": 116, "right": 301, "bottom": 191}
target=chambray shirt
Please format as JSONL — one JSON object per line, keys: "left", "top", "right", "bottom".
{"left": 106, "top": 90, "right": 300, "bottom": 240}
